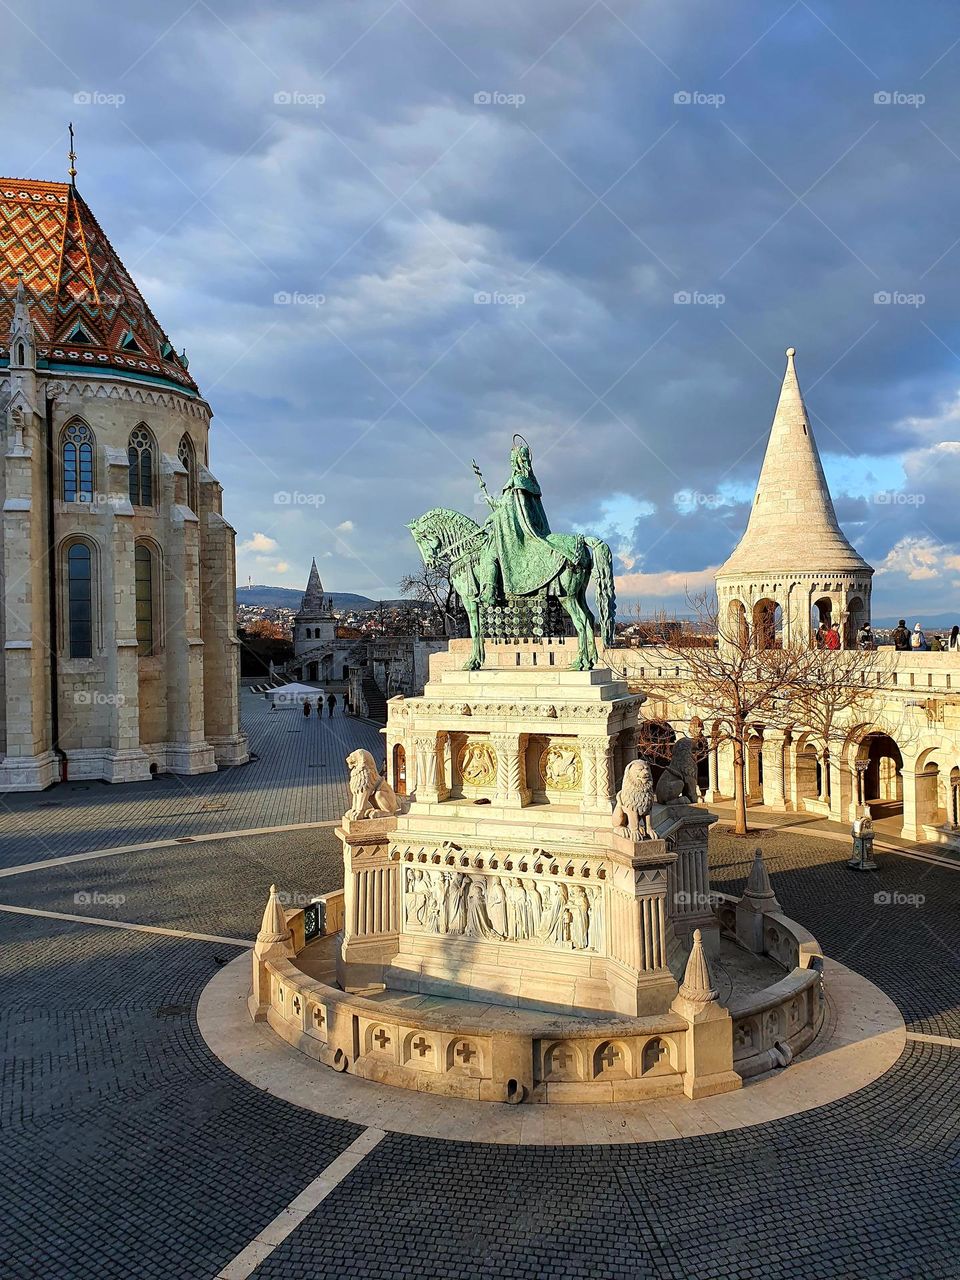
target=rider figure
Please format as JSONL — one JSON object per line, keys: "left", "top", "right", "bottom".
{"left": 477, "top": 438, "right": 565, "bottom": 606}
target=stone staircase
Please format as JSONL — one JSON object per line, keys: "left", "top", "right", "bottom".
{"left": 361, "top": 675, "right": 387, "bottom": 723}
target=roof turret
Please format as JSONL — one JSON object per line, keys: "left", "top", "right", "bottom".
{"left": 718, "top": 348, "right": 871, "bottom": 577}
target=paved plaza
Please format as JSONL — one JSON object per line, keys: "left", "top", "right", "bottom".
{"left": 1, "top": 702, "right": 959, "bottom": 1279}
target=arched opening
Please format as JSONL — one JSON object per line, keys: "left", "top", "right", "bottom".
{"left": 727, "top": 599, "right": 748, "bottom": 648}
{"left": 393, "top": 743, "right": 407, "bottom": 796}
{"left": 128, "top": 426, "right": 156, "bottom": 507}
{"left": 811, "top": 596, "right": 833, "bottom": 645}
{"left": 307, "top": 661, "right": 319, "bottom": 681}
{"left": 746, "top": 729, "right": 764, "bottom": 802}
{"left": 61, "top": 421, "right": 94, "bottom": 503}
{"left": 752, "top": 598, "right": 782, "bottom": 649}
{"left": 177, "top": 434, "right": 198, "bottom": 512}
{"left": 65, "top": 540, "right": 94, "bottom": 658}
{"left": 134, "top": 543, "right": 158, "bottom": 656}
{"left": 857, "top": 733, "right": 903, "bottom": 821}
{"left": 795, "top": 740, "right": 820, "bottom": 808}
{"left": 915, "top": 751, "right": 944, "bottom": 831}
{"left": 845, "top": 596, "right": 866, "bottom": 648}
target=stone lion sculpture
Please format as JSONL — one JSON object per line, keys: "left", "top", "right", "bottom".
{"left": 612, "top": 758, "right": 655, "bottom": 841}
{"left": 654, "top": 735, "right": 700, "bottom": 805}
{"left": 346, "top": 749, "right": 400, "bottom": 819}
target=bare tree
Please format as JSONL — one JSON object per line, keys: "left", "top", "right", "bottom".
{"left": 399, "top": 561, "right": 466, "bottom": 637}
{"left": 650, "top": 592, "right": 819, "bottom": 835}
{"left": 765, "top": 645, "right": 886, "bottom": 808}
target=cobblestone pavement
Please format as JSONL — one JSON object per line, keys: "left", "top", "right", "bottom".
{"left": 1, "top": 810, "right": 958, "bottom": 1276}
{"left": 0, "top": 691, "right": 384, "bottom": 868}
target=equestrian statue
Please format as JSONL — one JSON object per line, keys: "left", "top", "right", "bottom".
{"left": 407, "top": 437, "right": 615, "bottom": 671}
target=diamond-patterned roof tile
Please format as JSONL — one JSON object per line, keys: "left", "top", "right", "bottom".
{"left": 0, "top": 177, "right": 198, "bottom": 392}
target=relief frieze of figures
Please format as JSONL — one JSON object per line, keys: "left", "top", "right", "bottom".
{"left": 403, "top": 867, "right": 600, "bottom": 951}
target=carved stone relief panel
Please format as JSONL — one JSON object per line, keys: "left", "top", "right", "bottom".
{"left": 402, "top": 866, "right": 601, "bottom": 952}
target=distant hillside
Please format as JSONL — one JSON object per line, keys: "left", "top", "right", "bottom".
{"left": 873, "top": 613, "right": 960, "bottom": 631}
{"left": 237, "top": 585, "right": 418, "bottom": 610}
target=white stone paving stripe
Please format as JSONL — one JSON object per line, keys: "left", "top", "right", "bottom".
{"left": 0, "top": 819, "right": 341, "bottom": 879}
{"left": 214, "top": 1127, "right": 387, "bottom": 1280}
{"left": 906, "top": 1032, "right": 960, "bottom": 1049}
{"left": 0, "top": 903, "right": 252, "bottom": 947}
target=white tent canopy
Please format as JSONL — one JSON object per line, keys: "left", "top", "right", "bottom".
{"left": 265, "top": 682, "right": 325, "bottom": 709}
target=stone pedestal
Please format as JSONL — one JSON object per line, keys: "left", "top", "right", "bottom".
{"left": 337, "top": 656, "right": 690, "bottom": 1016}
{"left": 659, "top": 801, "right": 720, "bottom": 957}
{"left": 337, "top": 812, "right": 400, "bottom": 991}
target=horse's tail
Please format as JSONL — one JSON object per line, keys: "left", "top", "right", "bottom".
{"left": 586, "top": 537, "right": 616, "bottom": 647}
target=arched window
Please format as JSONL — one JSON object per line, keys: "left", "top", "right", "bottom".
{"left": 128, "top": 426, "right": 155, "bottom": 507}
{"left": 177, "top": 433, "right": 197, "bottom": 512}
{"left": 62, "top": 422, "right": 94, "bottom": 503}
{"left": 135, "top": 544, "right": 156, "bottom": 655}
{"left": 67, "top": 542, "right": 93, "bottom": 658}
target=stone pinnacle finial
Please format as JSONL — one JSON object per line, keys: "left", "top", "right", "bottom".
{"left": 257, "top": 882, "right": 292, "bottom": 945}
{"left": 785, "top": 346, "right": 796, "bottom": 358}
{"left": 742, "top": 847, "right": 781, "bottom": 913}
{"left": 677, "top": 929, "right": 718, "bottom": 1005}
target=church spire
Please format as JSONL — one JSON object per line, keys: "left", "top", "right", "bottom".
{"left": 298, "top": 558, "right": 330, "bottom": 615}
{"left": 718, "top": 347, "right": 870, "bottom": 575}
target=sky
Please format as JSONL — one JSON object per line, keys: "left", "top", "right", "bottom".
{"left": 5, "top": 0, "right": 960, "bottom": 619}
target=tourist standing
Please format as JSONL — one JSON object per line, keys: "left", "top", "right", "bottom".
{"left": 857, "top": 622, "right": 874, "bottom": 650}
{"left": 315, "top": 696, "right": 323, "bottom": 717}
{"left": 930, "top": 635, "right": 943, "bottom": 652}
{"left": 814, "top": 622, "right": 827, "bottom": 649}
{"left": 327, "top": 693, "right": 336, "bottom": 718}
{"left": 824, "top": 623, "right": 840, "bottom": 651}
{"left": 949, "top": 625, "right": 960, "bottom": 651}
{"left": 342, "top": 692, "right": 349, "bottom": 711}
{"left": 302, "top": 698, "right": 311, "bottom": 719}
{"left": 911, "top": 623, "right": 927, "bottom": 651}
{"left": 891, "top": 619, "right": 910, "bottom": 650}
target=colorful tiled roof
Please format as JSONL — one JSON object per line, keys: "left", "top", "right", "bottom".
{"left": 0, "top": 178, "right": 198, "bottom": 393}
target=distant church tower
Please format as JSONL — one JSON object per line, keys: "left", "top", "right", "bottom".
{"left": 716, "top": 348, "right": 873, "bottom": 649}
{"left": 293, "top": 559, "right": 336, "bottom": 661}
{"left": 0, "top": 174, "right": 247, "bottom": 788}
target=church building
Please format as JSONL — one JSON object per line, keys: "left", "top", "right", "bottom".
{"left": 0, "top": 175, "right": 247, "bottom": 789}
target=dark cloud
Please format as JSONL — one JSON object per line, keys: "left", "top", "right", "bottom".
{"left": 6, "top": 0, "right": 960, "bottom": 610}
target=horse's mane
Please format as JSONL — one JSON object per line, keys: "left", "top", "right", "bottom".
{"left": 408, "top": 507, "right": 483, "bottom": 554}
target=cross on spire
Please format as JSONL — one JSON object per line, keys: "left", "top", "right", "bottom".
{"left": 68, "top": 122, "right": 77, "bottom": 187}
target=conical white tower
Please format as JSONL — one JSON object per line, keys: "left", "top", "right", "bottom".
{"left": 715, "top": 348, "right": 873, "bottom": 649}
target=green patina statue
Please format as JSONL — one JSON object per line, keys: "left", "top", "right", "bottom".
{"left": 408, "top": 437, "right": 615, "bottom": 671}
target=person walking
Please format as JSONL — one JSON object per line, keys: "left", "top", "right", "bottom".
{"left": 302, "top": 698, "right": 311, "bottom": 719}
{"left": 824, "top": 623, "right": 841, "bottom": 651}
{"left": 327, "top": 693, "right": 336, "bottom": 718}
{"left": 891, "top": 619, "right": 910, "bottom": 651}
{"left": 857, "top": 622, "right": 874, "bottom": 650}
{"left": 911, "top": 623, "right": 927, "bottom": 651}
{"left": 342, "top": 692, "right": 349, "bottom": 711}
{"left": 315, "top": 696, "right": 323, "bottom": 717}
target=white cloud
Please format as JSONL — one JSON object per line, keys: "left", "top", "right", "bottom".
{"left": 336, "top": 520, "right": 355, "bottom": 533}
{"left": 615, "top": 565, "right": 720, "bottom": 600}
{"left": 876, "top": 535, "right": 960, "bottom": 581}
{"left": 238, "top": 532, "right": 278, "bottom": 554}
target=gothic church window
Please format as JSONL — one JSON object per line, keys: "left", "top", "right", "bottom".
{"left": 177, "top": 434, "right": 198, "bottom": 512}
{"left": 128, "top": 426, "right": 155, "bottom": 507}
{"left": 66, "top": 542, "right": 93, "bottom": 658}
{"left": 135, "top": 544, "right": 156, "bottom": 655}
{"left": 62, "top": 422, "right": 94, "bottom": 503}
